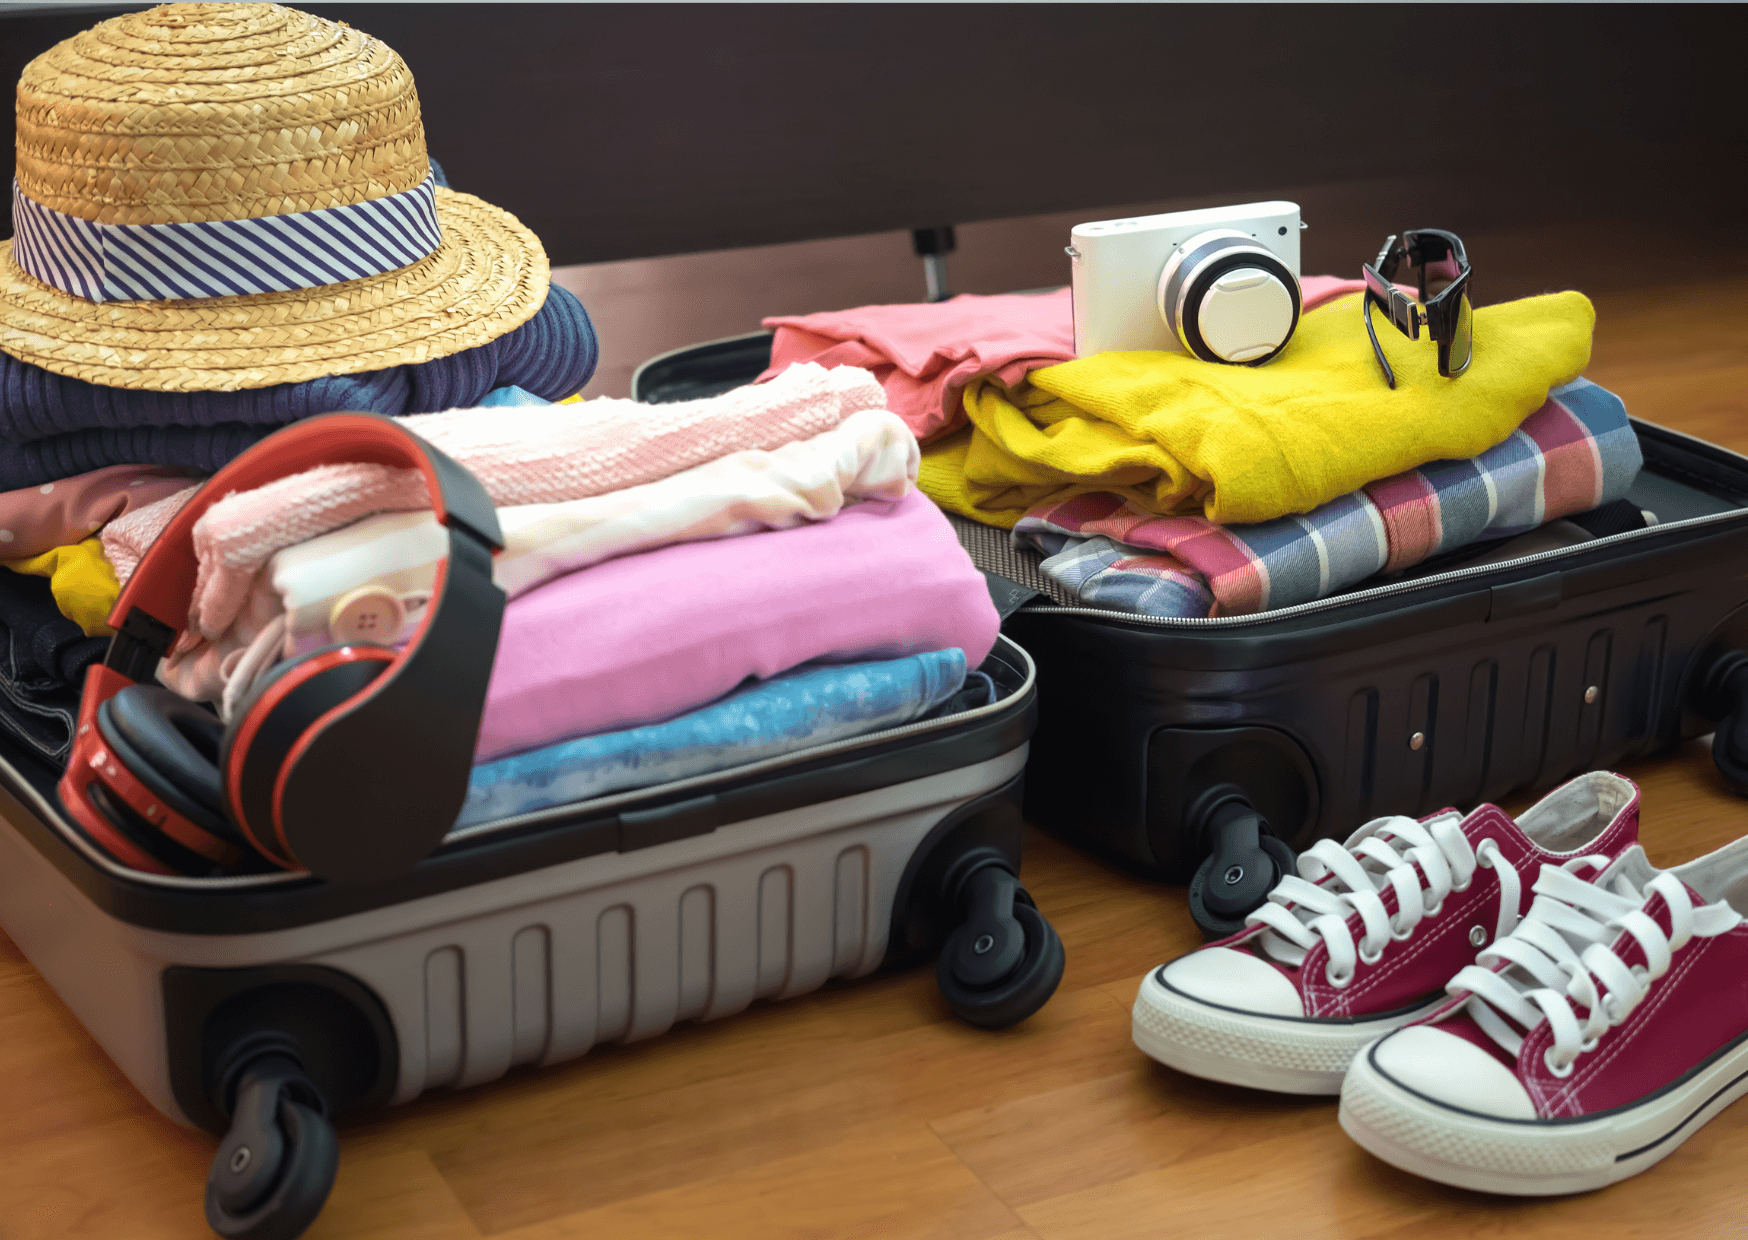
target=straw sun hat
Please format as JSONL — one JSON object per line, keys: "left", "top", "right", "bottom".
{"left": 0, "top": 2, "right": 549, "bottom": 392}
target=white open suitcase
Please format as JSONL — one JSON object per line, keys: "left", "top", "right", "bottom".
{"left": 0, "top": 633, "right": 1060, "bottom": 1240}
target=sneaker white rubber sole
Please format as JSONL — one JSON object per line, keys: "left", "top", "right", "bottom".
{"left": 1131, "top": 967, "right": 1446, "bottom": 1096}
{"left": 1339, "top": 1033, "right": 1748, "bottom": 1194}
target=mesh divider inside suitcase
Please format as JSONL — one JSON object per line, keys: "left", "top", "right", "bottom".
{"left": 947, "top": 514, "right": 1077, "bottom": 607}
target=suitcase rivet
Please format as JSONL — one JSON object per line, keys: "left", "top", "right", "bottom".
{"left": 972, "top": 934, "right": 995, "bottom": 955}
{"left": 1469, "top": 925, "right": 1488, "bottom": 947}
{"left": 1408, "top": 732, "right": 1426, "bottom": 751}
{"left": 1585, "top": 685, "right": 1599, "bottom": 704}
{"left": 229, "top": 1146, "right": 251, "bottom": 1173}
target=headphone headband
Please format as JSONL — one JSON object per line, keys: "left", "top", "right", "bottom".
{"left": 107, "top": 413, "right": 503, "bottom": 678}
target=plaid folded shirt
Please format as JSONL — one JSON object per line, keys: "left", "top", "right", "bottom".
{"left": 1013, "top": 379, "right": 1641, "bottom": 619}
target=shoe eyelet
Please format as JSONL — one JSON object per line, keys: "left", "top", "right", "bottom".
{"left": 1358, "top": 942, "right": 1385, "bottom": 966}
{"left": 1543, "top": 1047, "right": 1575, "bottom": 1079}
{"left": 1579, "top": 1036, "right": 1601, "bottom": 1054}
{"left": 1326, "top": 965, "right": 1354, "bottom": 989}
{"left": 1391, "top": 921, "right": 1416, "bottom": 942}
{"left": 1422, "top": 899, "right": 1444, "bottom": 919}
{"left": 1469, "top": 925, "right": 1488, "bottom": 948}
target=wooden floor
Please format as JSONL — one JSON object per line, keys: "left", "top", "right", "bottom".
{"left": 2, "top": 275, "right": 1746, "bottom": 1238}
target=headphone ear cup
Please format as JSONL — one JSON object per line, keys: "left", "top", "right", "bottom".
{"left": 221, "top": 645, "right": 395, "bottom": 867}
{"left": 97, "top": 686, "right": 238, "bottom": 842}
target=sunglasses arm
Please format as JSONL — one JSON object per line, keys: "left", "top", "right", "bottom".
{"left": 1364, "top": 297, "right": 1397, "bottom": 390}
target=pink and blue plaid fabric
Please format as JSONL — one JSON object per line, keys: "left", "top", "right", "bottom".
{"left": 1013, "top": 379, "right": 1640, "bottom": 619}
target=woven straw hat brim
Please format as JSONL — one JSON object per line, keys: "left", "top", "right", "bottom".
{"left": 0, "top": 187, "right": 550, "bottom": 392}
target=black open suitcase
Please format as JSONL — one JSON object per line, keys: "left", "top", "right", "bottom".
{"left": 634, "top": 330, "right": 1748, "bottom": 936}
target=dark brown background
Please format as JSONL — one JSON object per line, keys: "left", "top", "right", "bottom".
{"left": 4, "top": 3, "right": 1744, "bottom": 266}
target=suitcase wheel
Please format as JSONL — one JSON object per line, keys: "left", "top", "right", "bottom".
{"left": 204, "top": 1050, "right": 339, "bottom": 1240}
{"left": 1701, "top": 652, "right": 1748, "bottom": 798}
{"left": 1185, "top": 784, "right": 1297, "bottom": 941}
{"left": 935, "top": 863, "right": 1066, "bottom": 1030}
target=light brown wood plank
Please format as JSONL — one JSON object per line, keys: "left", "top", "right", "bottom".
{"left": 423, "top": 984, "right": 1131, "bottom": 1233}
{"left": 483, "top": 1119, "right": 1022, "bottom": 1240}
{"left": 305, "top": 1143, "right": 483, "bottom": 1240}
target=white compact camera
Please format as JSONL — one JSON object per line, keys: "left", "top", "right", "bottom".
{"left": 1069, "top": 201, "right": 1304, "bottom": 363}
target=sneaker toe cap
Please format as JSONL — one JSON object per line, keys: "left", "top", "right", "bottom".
{"left": 1158, "top": 946, "right": 1304, "bottom": 1017}
{"left": 1369, "top": 1025, "right": 1538, "bottom": 1120}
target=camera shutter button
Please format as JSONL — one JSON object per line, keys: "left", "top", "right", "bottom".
{"left": 1198, "top": 268, "right": 1296, "bottom": 364}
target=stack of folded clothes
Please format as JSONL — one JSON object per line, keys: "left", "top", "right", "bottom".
{"left": 0, "top": 4, "right": 606, "bottom": 768}
{"left": 761, "top": 275, "right": 1644, "bottom": 621}
{"left": 106, "top": 362, "right": 999, "bottom": 828}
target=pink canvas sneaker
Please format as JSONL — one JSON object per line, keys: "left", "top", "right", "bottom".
{"left": 1132, "top": 772, "right": 1641, "bottom": 1094}
{"left": 1340, "top": 835, "right": 1748, "bottom": 1194}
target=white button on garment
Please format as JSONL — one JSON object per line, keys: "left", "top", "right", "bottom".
{"left": 328, "top": 586, "right": 406, "bottom": 645}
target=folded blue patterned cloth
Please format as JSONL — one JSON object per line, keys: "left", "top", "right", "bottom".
{"left": 457, "top": 648, "right": 970, "bottom": 826}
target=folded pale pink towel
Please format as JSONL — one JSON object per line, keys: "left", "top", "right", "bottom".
{"left": 103, "top": 362, "right": 887, "bottom": 642}
{"left": 757, "top": 277, "right": 1366, "bottom": 443}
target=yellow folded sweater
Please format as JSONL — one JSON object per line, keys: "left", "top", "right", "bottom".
{"left": 919, "top": 290, "right": 1595, "bottom": 528}
{"left": 2, "top": 537, "right": 120, "bottom": 637}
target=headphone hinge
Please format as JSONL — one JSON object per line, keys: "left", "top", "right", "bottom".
{"left": 104, "top": 607, "right": 178, "bottom": 683}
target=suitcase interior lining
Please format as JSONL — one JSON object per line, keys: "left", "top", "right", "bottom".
{"left": 0, "top": 638, "right": 1036, "bottom": 925}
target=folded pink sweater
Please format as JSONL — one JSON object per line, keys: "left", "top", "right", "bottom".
{"left": 102, "top": 362, "right": 886, "bottom": 642}
{"left": 758, "top": 277, "right": 1366, "bottom": 443}
{"left": 474, "top": 488, "right": 999, "bottom": 760}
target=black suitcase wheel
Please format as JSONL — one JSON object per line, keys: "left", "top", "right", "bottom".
{"left": 1702, "top": 653, "right": 1748, "bottom": 797}
{"left": 205, "top": 1052, "right": 340, "bottom": 1240}
{"left": 1185, "top": 784, "right": 1298, "bottom": 941}
{"left": 936, "top": 864, "right": 1065, "bottom": 1030}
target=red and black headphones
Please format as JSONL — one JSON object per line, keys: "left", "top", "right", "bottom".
{"left": 57, "top": 414, "right": 505, "bottom": 884}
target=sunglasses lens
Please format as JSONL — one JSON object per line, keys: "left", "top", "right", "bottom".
{"left": 1447, "top": 290, "right": 1474, "bottom": 375}
{"left": 1422, "top": 252, "right": 1462, "bottom": 299}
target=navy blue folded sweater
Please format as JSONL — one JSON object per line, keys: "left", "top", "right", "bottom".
{"left": 0, "top": 280, "right": 597, "bottom": 488}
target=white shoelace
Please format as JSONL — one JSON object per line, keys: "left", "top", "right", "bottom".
{"left": 1451, "top": 865, "right": 1742, "bottom": 1077}
{"left": 1245, "top": 815, "right": 1522, "bottom": 988}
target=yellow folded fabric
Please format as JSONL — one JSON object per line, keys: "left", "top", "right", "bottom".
{"left": 919, "top": 290, "right": 1595, "bottom": 529}
{"left": 2, "top": 537, "right": 120, "bottom": 637}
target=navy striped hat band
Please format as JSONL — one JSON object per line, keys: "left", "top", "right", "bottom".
{"left": 9, "top": 174, "right": 443, "bottom": 303}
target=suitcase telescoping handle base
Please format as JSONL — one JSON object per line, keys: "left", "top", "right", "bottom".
{"left": 205, "top": 1044, "right": 338, "bottom": 1240}
{"left": 1185, "top": 784, "right": 1298, "bottom": 941}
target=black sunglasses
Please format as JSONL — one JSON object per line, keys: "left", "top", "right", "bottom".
{"left": 1362, "top": 229, "right": 1473, "bottom": 389}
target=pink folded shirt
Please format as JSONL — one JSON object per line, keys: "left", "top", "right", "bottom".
{"left": 473, "top": 488, "right": 998, "bottom": 760}
{"left": 0, "top": 464, "right": 201, "bottom": 557}
{"left": 758, "top": 276, "right": 1366, "bottom": 443}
